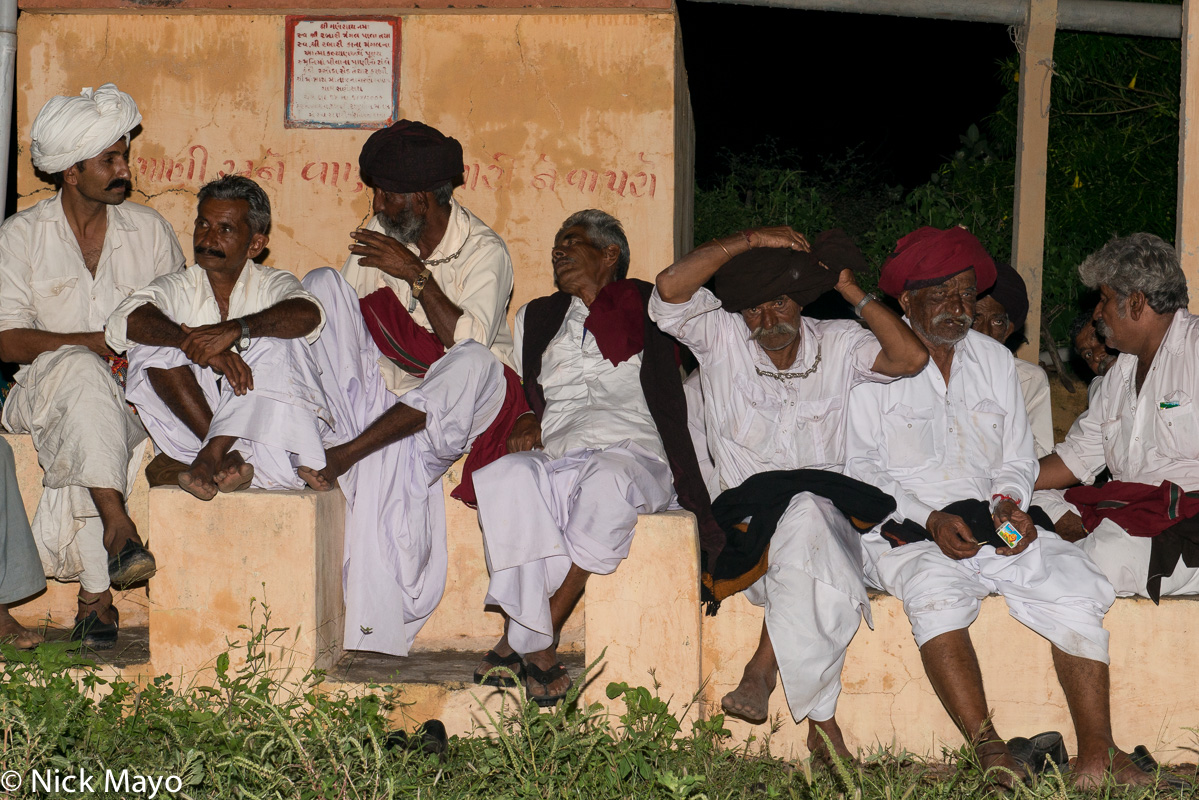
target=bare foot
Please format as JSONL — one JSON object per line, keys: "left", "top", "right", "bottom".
{"left": 975, "top": 740, "right": 1027, "bottom": 789}
{"left": 1073, "top": 748, "right": 1155, "bottom": 789}
{"left": 721, "top": 664, "right": 776, "bottom": 724}
{"left": 807, "top": 717, "right": 854, "bottom": 765}
{"left": 0, "top": 607, "right": 43, "bottom": 650}
{"left": 214, "top": 451, "right": 254, "bottom": 493}
{"left": 178, "top": 457, "right": 219, "bottom": 501}
{"left": 524, "top": 646, "right": 570, "bottom": 703}
{"left": 298, "top": 444, "right": 351, "bottom": 491}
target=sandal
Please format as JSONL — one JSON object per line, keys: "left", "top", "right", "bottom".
{"left": 524, "top": 660, "right": 572, "bottom": 708}
{"left": 473, "top": 649, "right": 524, "bottom": 688}
{"left": 1131, "top": 745, "right": 1194, "bottom": 790}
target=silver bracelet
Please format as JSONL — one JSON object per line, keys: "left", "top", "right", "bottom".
{"left": 853, "top": 292, "right": 877, "bottom": 318}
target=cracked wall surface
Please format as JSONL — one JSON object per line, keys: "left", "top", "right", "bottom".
{"left": 17, "top": 10, "right": 690, "bottom": 324}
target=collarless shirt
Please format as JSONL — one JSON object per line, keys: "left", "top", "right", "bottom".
{"left": 1056, "top": 309, "right": 1199, "bottom": 491}
{"left": 104, "top": 261, "right": 327, "bottom": 352}
{"left": 649, "top": 286, "right": 891, "bottom": 491}
{"left": 340, "top": 197, "right": 515, "bottom": 394}
{"left": 513, "top": 297, "right": 664, "bottom": 462}
{"left": 845, "top": 327, "right": 1036, "bottom": 527}
{"left": 0, "top": 193, "right": 184, "bottom": 381}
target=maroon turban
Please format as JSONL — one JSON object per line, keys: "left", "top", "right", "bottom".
{"left": 879, "top": 226, "right": 996, "bottom": 298}
{"left": 712, "top": 229, "right": 868, "bottom": 312}
{"left": 980, "top": 261, "right": 1030, "bottom": 330}
{"left": 359, "top": 120, "right": 464, "bottom": 193}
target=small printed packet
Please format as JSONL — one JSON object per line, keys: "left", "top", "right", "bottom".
{"left": 996, "top": 521, "right": 1023, "bottom": 548}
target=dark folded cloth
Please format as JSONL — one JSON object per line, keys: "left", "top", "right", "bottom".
{"left": 880, "top": 498, "right": 1018, "bottom": 550}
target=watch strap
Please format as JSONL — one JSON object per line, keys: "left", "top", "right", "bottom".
{"left": 412, "top": 268, "right": 433, "bottom": 299}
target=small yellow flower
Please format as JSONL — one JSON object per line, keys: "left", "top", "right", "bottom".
{"left": 1014, "top": 70, "right": 1020, "bottom": 83}
{"left": 1072, "top": 173, "right": 1083, "bottom": 189}
{"left": 1129, "top": 73, "right": 1138, "bottom": 89}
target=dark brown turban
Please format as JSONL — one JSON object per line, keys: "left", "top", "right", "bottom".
{"left": 980, "top": 261, "right": 1030, "bottom": 330}
{"left": 711, "top": 229, "right": 868, "bottom": 312}
{"left": 879, "top": 226, "right": 996, "bottom": 298}
{"left": 359, "top": 119, "right": 464, "bottom": 194}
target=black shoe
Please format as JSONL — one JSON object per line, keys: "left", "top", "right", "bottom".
{"left": 1007, "top": 731, "right": 1067, "bottom": 774}
{"left": 70, "top": 607, "right": 119, "bottom": 650}
{"left": 108, "top": 541, "right": 157, "bottom": 589}
{"left": 384, "top": 720, "right": 448, "bottom": 756}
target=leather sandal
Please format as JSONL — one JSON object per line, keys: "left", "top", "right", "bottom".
{"left": 71, "top": 605, "right": 119, "bottom": 650}
{"left": 473, "top": 649, "right": 525, "bottom": 688}
{"left": 1131, "top": 745, "right": 1193, "bottom": 790}
{"left": 524, "top": 660, "right": 572, "bottom": 708}
{"left": 108, "top": 540, "right": 157, "bottom": 588}
{"left": 1007, "top": 731, "right": 1067, "bottom": 775}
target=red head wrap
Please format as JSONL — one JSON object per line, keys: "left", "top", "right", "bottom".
{"left": 879, "top": 226, "right": 996, "bottom": 298}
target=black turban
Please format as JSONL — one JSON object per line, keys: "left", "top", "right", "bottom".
{"left": 359, "top": 119, "right": 464, "bottom": 193}
{"left": 980, "top": 261, "right": 1030, "bottom": 330}
{"left": 711, "top": 229, "right": 868, "bottom": 312}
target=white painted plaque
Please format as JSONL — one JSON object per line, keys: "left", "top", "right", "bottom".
{"left": 286, "top": 17, "right": 400, "bottom": 129}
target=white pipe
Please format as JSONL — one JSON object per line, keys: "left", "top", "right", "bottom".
{"left": 0, "top": 0, "right": 16, "bottom": 219}
{"left": 684, "top": 0, "right": 1184, "bottom": 38}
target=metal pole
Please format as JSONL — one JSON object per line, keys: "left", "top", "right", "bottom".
{"left": 0, "top": 0, "right": 16, "bottom": 220}
{"left": 684, "top": 0, "right": 1184, "bottom": 38}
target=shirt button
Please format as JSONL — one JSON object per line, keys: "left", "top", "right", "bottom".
{"left": 949, "top": 427, "right": 954, "bottom": 433}
{"left": 907, "top": 423, "right": 913, "bottom": 428}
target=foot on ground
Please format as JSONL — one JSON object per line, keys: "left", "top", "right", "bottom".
{"left": 1072, "top": 748, "right": 1155, "bottom": 789}
{"left": 298, "top": 445, "right": 350, "bottom": 491}
{"left": 524, "top": 648, "right": 571, "bottom": 706}
{"left": 214, "top": 451, "right": 254, "bottom": 493}
{"left": 473, "top": 640, "right": 523, "bottom": 687}
{"left": 178, "top": 459, "right": 219, "bottom": 500}
{"left": 975, "top": 740, "right": 1028, "bottom": 789}
{"left": 720, "top": 667, "right": 776, "bottom": 724}
{"left": 0, "top": 609, "right": 43, "bottom": 650}
{"left": 807, "top": 717, "right": 855, "bottom": 766}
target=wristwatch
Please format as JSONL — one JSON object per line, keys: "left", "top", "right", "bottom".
{"left": 853, "top": 292, "right": 877, "bottom": 319}
{"left": 411, "top": 268, "right": 433, "bottom": 299}
{"left": 232, "top": 317, "right": 251, "bottom": 353}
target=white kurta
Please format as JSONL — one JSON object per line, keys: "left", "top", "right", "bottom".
{"left": 650, "top": 286, "right": 893, "bottom": 723}
{"left": 0, "top": 194, "right": 183, "bottom": 591}
{"left": 301, "top": 268, "right": 505, "bottom": 656}
{"left": 1014, "top": 357, "right": 1054, "bottom": 458}
{"left": 340, "top": 198, "right": 515, "bottom": 395}
{"left": 478, "top": 297, "right": 674, "bottom": 656}
{"left": 1045, "top": 309, "right": 1199, "bottom": 597}
{"left": 105, "top": 261, "right": 333, "bottom": 488}
{"left": 845, "top": 329, "right": 1114, "bottom": 664}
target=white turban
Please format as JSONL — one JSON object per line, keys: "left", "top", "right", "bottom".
{"left": 30, "top": 83, "right": 141, "bottom": 174}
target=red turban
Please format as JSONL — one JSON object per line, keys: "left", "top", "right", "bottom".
{"left": 879, "top": 226, "right": 996, "bottom": 298}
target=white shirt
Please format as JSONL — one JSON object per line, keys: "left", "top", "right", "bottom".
{"left": 1055, "top": 309, "right": 1199, "bottom": 491}
{"left": 104, "top": 261, "right": 326, "bottom": 352}
{"left": 845, "top": 328, "right": 1037, "bottom": 527}
{"left": 649, "top": 286, "right": 890, "bottom": 490}
{"left": 0, "top": 193, "right": 184, "bottom": 381}
{"left": 512, "top": 297, "right": 664, "bottom": 462}
{"left": 1014, "top": 356, "right": 1054, "bottom": 458}
{"left": 341, "top": 197, "right": 515, "bottom": 395}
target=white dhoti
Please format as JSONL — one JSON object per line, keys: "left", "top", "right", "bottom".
{"left": 1, "top": 346, "right": 146, "bottom": 592}
{"left": 863, "top": 529, "right": 1114, "bottom": 663}
{"left": 125, "top": 338, "right": 332, "bottom": 489}
{"left": 302, "top": 267, "right": 505, "bottom": 656}
{"left": 476, "top": 442, "right": 674, "bottom": 655}
{"left": 1032, "top": 488, "right": 1199, "bottom": 598}
{"left": 741, "top": 492, "right": 870, "bottom": 723}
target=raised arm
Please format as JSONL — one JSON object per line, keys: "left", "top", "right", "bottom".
{"left": 831, "top": 269, "right": 928, "bottom": 378}
{"left": 655, "top": 226, "right": 810, "bottom": 303}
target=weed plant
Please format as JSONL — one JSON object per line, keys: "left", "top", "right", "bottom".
{"left": 0, "top": 612, "right": 1193, "bottom": 799}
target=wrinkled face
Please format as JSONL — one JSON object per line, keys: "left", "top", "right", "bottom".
{"left": 971, "top": 294, "right": 1014, "bottom": 345}
{"left": 740, "top": 295, "right": 803, "bottom": 352}
{"left": 902, "top": 269, "right": 978, "bottom": 347}
{"left": 1092, "top": 284, "right": 1130, "bottom": 353}
{"left": 373, "top": 187, "right": 424, "bottom": 244}
{"left": 1074, "top": 319, "right": 1118, "bottom": 377}
{"left": 551, "top": 225, "right": 616, "bottom": 295}
{"left": 67, "top": 139, "right": 132, "bottom": 205}
{"left": 193, "top": 198, "right": 266, "bottom": 275}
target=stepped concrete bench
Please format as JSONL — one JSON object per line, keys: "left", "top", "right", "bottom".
{"left": 4, "top": 433, "right": 1195, "bottom": 763}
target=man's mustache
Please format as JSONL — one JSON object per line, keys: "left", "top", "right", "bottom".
{"left": 750, "top": 322, "right": 798, "bottom": 341}
{"left": 195, "top": 246, "right": 226, "bottom": 259}
{"left": 105, "top": 179, "right": 131, "bottom": 192}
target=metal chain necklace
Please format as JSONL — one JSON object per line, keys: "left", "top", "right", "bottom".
{"left": 754, "top": 341, "right": 822, "bottom": 381}
{"left": 421, "top": 207, "right": 470, "bottom": 266}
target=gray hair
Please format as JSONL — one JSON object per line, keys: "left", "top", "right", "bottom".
{"left": 1078, "top": 233, "right": 1189, "bottom": 315}
{"left": 197, "top": 175, "right": 272, "bottom": 237}
{"left": 558, "top": 209, "right": 631, "bottom": 280}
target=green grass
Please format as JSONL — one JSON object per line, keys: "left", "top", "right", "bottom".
{"left": 0, "top": 615, "right": 1193, "bottom": 799}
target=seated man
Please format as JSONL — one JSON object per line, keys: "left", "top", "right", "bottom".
{"left": 0, "top": 437, "right": 48, "bottom": 649}
{"left": 474, "top": 210, "right": 718, "bottom": 706}
{"left": 650, "top": 225, "right": 926, "bottom": 759}
{"left": 972, "top": 261, "right": 1054, "bottom": 456}
{"left": 296, "top": 120, "right": 514, "bottom": 657}
{"left": 105, "top": 176, "right": 331, "bottom": 499}
{"left": 845, "top": 226, "right": 1147, "bottom": 788}
{"left": 0, "top": 84, "right": 184, "bottom": 647}
{"left": 1037, "top": 233, "right": 1199, "bottom": 600}
{"left": 1068, "top": 311, "right": 1117, "bottom": 404}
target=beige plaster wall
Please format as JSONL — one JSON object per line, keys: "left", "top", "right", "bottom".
{"left": 16, "top": 10, "right": 690, "bottom": 318}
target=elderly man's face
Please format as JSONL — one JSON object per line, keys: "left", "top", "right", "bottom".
{"left": 740, "top": 295, "right": 802, "bottom": 352}
{"left": 68, "top": 139, "right": 132, "bottom": 206}
{"left": 193, "top": 198, "right": 266, "bottom": 276}
{"left": 1092, "top": 284, "right": 1134, "bottom": 353}
{"left": 552, "top": 225, "right": 617, "bottom": 296}
{"left": 971, "top": 294, "right": 1014, "bottom": 344}
{"left": 1074, "top": 318, "right": 1117, "bottom": 377}
{"left": 373, "top": 187, "right": 424, "bottom": 244}
{"left": 902, "top": 269, "right": 978, "bottom": 347}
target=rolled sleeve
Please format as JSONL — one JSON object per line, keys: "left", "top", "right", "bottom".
{"left": 648, "top": 286, "right": 733, "bottom": 359}
{"left": 449, "top": 242, "right": 513, "bottom": 348}
{"left": 1054, "top": 404, "right": 1107, "bottom": 485}
{"left": 105, "top": 279, "right": 178, "bottom": 353}
{"left": 0, "top": 218, "right": 37, "bottom": 334}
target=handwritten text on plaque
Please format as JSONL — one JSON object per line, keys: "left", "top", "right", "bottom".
{"left": 286, "top": 16, "right": 400, "bottom": 129}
